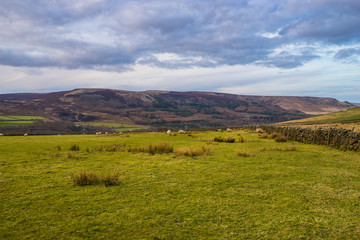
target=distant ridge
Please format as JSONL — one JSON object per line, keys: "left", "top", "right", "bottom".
{"left": 0, "top": 88, "right": 355, "bottom": 130}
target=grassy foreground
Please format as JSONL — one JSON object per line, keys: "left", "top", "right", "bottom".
{"left": 0, "top": 130, "right": 359, "bottom": 239}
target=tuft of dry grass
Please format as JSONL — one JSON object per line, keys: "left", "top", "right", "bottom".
{"left": 72, "top": 171, "right": 120, "bottom": 186}
{"left": 274, "top": 135, "right": 287, "bottom": 142}
{"left": 238, "top": 135, "right": 246, "bottom": 143}
{"left": 70, "top": 144, "right": 80, "bottom": 151}
{"left": 285, "top": 146, "right": 297, "bottom": 151}
{"left": 96, "top": 144, "right": 125, "bottom": 152}
{"left": 261, "top": 146, "right": 297, "bottom": 151}
{"left": 214, "top": 136, "right": 236, "bottom": 143}
{"left": 269, "top": 133, "right": 281, "bottom": 139}
{"left": 176, "top": 146, "right": 212, "bottom": 157}
{"left": 258, "top": 133, "right": 269, "bottom": 139}
{"left": 236, "top": 150, "right": 255, "bottom": 157}
{"left": 128, "top": 142, "right": 173, "bottom": 155}
{"left": 68, "top": 152, "right": 80, "bottom": 159}
{"left": 72, "top": 171, "right": 101, "bottom": 186}
{"left": 102, "top": 172, "right": 121, "bottom": 186}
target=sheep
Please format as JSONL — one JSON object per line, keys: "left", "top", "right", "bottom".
{"left": 226, "top": 128, "right": 232, "bottom": 132}
{"left": 217, "top": 129, "right": 222, "bottom": 132}
{"left": 167, "top": 130, "right": 172, "bottom": 136}
{"left": 24, "top": 133, "right": 28, "bottom": 137}
{"left": 256, "top": 128, "right": 264, "bottom": 134}
{"left": 0, "top": 133, "right": 4, "bottom": 136}
{"left": 178, "top": 130, "right": 185, "bottom": 134}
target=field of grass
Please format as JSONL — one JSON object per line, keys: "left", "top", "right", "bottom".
{"left": 84, "top": 122, "right": 150, "bottom": 132}
{"left": 280, "top": 107, "right": 360, "bottom": 131}
{"left": 0, "top": 115, "right": 45, "bottom": 126}
{"left": 1, "top": 130, "right": 359, "bottom": 239}
{"left": 284, "top": 107, "right": 360, "bottom": 124}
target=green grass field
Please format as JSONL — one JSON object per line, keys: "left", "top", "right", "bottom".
{"left": 0, "top": 130, "right": 359, "bottom": 239}
{"left": 285, "top": 107, "right": 360, "bottom": 124}
{"left": 0, "top": 115, "right": 45, "bottom": 126}
{"left": 84, "top": 122, "right": 150, "bottom": 132}
{"left": 281, "top": 107, "right": 360, "bottom": 131}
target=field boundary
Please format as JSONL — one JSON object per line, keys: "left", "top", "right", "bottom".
{"left": 249, "top": 125, "right": 360, "bottom": 151}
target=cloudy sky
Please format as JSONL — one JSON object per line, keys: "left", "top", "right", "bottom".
{"left": 0, "top": 0, "right": 359, "bottom": 102}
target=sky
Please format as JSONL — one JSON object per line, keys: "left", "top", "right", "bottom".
{"left": 0, "top": 0, "right": 359, "bottom": 102}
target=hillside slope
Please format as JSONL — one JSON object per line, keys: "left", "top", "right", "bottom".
{"left": 283, "top": 107, "right": 360, "bottom": 124}
{"left": 0, "top": 88, "right": 355, "bottom": 129}
{"left": 280, "top": 107, "right": 360, "bottom": 132}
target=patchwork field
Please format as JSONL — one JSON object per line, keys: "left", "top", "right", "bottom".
{"left": 0, "top": 130, "right": 359, "bottom": 239}
{"left": 83, "top": 122, "right": 150, "bottom": 132}
{"left": 0, "top": 115, "right": 45, "bottom": 127}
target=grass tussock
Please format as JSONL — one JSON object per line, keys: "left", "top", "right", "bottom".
{"left": 102, "top": 172, "right": 121, "bottom": 186}
{"left": 70, "top": 144, "right": 80, "bottom": 151}
{"left": 128, "top": 142, "right": 174, "bottom": 155}
{"left": 96, "top": 144, "right": 125, "bottom": 152}
{"left": 261, "top": 146, "right": 297, "bottom": 151}
{"left": 68, "top": 152, "right": 80, "bottom": 159}
{"left": 176, "top": 146, "right": 212, "bottom": 157}
{"left": 238, "top": 135, "right": 246, "bottom": 143}
{"left": 72, "top": 171, "right": 120, "bottom": 186}
{"left": 198, "top": 138, "right": 218, "bottom": 145}
{"left": 274, "top": 135, "right": 287, "bottom": 142}
{"left": 269, "top": 133, "right": 281, "bottom": 139}
{"left": 236, "top": 150, "right": 255, "bottom": 157}
{"left": 72, "top": 171, "right": 100, "bottom": 185}
{"left": 214, "top": 136, "right": 236, "bottom": 143}
{"left": 258, "top": 133, "right": 269, "bottom": 139}
{"left": 266, "top": 132, "right": 288, "bottom": 142}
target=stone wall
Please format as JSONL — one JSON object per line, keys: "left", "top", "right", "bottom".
{"left": 249, "top": 125, "right": 360, "bottom": 151}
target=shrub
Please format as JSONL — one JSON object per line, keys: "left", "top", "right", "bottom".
{"left": 128, "top": 142, "right": 173, "bottom": 155}
{"left": 176, "top": 146, "right": 212, "bottom": 157}
{"left": 70, "top": 144, "right": 80, "bottom": 151}
{"left": 72, "top": 171, "right": 120, "bottom": 186}
{"left": 236, "top": 150, "right": 255, "bottom": 157}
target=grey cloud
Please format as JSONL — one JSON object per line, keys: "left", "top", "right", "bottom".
{"left": 334, "top": 48, "right": 360, "bottom": 59}
{"left": 0, "top": 48, "right": 56, "bottom": 67}
{"left": 258, "top": 51, "right": 320, "bottom": 69}
{"left": 0, "top": 0, "right": 359, "bottom": 71}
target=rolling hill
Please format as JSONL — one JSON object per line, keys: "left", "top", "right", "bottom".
{"left": 283, "top": 107, "right": 360, "bottom": 125}
{"left": 0, "top": 88, "right": 355, "bottom": 133}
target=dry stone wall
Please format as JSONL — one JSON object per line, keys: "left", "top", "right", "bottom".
{"left": 249, "top": 125, "right": 360, "bottom": 151}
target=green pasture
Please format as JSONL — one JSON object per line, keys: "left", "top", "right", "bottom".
{"left": 285, "top": 107, "right": 360, "bottom": 125}
{"left": 84, "top": 122, "right": 150, "bottom": 132}
{"left": 0, "top": 115, "right": 45, "bottom": 126}
{"left": 0, "top": 130, "right": 359, "bottom": 239}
